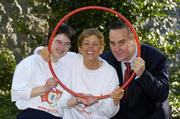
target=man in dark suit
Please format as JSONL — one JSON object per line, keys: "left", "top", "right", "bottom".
{"left": 101, "top": 21, "right": 169, "bottom": 119}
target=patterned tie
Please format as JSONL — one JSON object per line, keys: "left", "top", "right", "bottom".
{"left": 124, "top": 62, "right": 131, "bottom": 83}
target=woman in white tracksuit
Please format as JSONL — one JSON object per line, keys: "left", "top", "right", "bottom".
{"left": 11, "top": 24, "right": 74, "bottom": 119}
{"left": 59, "top": 28, "right": 124, "bottom": 119}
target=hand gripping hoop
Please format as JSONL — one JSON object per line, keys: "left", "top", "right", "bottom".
{"left": 48, "top": 6, "right": 141, "bottom": 99}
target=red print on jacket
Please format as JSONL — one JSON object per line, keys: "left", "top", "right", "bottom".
{"left": 41, "top": 88, "right": 62, "bottom": 107}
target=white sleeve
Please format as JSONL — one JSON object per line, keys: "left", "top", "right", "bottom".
{"left": 33, "top": 46, "right": 44, "bottom": 54}
{"left": 94, "top": 70, "right": 120, "bottom": 118}
{"left": 58, "top": 90, "right": 72, "bottom": 110}
{"left": 95, "top": 97, "right": 119, "bottom": 118}
{"left": 11, "top": 57, "right": 34, "bottom": 102}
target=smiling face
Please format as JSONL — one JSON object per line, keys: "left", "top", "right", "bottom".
{"left": 109, "top": 28, "right": 136, "bottom": 62}
{"left": 51, "top": 34, "right": 71, "bottom": 61}
{"left": 79, "top": 35, "right": 103, "bottom": 62}
{"left": 78, "top": 28, "right": 104, "bottom": 68}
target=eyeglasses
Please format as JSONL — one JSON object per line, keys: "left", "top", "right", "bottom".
{"left": 54, "top": 39, "right": 71, "bottom": 49}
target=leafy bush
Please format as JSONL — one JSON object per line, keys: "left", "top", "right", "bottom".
{"left": 0, "top": 48, "right": 18, "bottom": 118}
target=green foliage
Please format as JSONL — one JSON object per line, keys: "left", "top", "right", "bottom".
{"left": 170, "top": 78, "right": 180, "bottom": 118}
{"left": 0, "top": 48, "right": 17, "bottom": 118}
{"left": 0, "top": 93, "right": 19, "bottom": 119}
{"left": 0, "top": 48, "right": 16, "bottom": 92}
{"left": 169, "top": 56, "right": 180, "bottom": 118}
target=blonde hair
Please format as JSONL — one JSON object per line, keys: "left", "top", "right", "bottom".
{"left": 78, "top": 28, "right": 105, "bottom": 48}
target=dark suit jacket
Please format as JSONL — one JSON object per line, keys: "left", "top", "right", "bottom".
{"left": 101, "top": 44, "right": 169, "bottom": 119}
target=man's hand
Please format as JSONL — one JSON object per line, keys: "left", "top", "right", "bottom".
{"left": 133, "top": 57, "right": 145, "bottom": 77}
{"left": 110, "top": 87, "right": 125, "bottom": 106}
{"left": 40, "top": 47, "right": 50, "bottom": 62}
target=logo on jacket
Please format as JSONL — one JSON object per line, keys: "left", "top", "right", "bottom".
{"left": 41, "top": 88, "right": 62, "bottom": 107}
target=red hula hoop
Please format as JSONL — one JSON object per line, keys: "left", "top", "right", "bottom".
{"left": 48, "top": 6, "right": 141, "bottom": 99}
